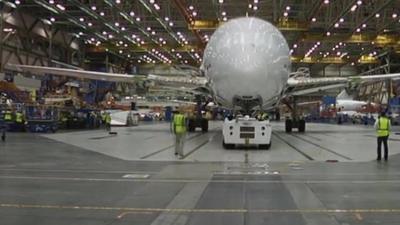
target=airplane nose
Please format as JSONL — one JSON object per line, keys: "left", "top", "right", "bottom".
{"left": 202, "top": 17, "right": 290, "bottom": 107}
{"left": 204, "top": 17, "right": 290, "bottom": 76}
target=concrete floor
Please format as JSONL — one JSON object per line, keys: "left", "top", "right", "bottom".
{"left": 1, "top": 121, "right": 400, "bottom": 225}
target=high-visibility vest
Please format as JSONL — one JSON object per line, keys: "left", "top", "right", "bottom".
{"left": 15, "top": 112, "right": 23, "bottom": 123}
{"left": 4, "top": 111, "right": 12, "bottom": 121}
{"left": 261, "top": 113, "right": 268, "bottom": 120}
{"left": 377, "top": 117, "right": 390, "bottom": 137}
{"left": 105, "top": 114, "right": 112, "bottom": 124}
{"left": 173, "top": 114, "right": 186, "bottom": 134}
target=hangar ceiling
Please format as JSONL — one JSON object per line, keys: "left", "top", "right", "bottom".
{"left": 1, "top": 0, "right": 400, "bottom": 72}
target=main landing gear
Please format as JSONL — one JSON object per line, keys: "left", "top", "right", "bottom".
{"left": 283, "top": 96, "right": 306, "bottom": 133}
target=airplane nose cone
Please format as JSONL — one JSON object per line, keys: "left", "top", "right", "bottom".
{"left": 204, "top": 17, "right": 290, "bottom": 75}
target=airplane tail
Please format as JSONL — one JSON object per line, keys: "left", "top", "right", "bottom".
{"left": 336, "top": 89, "right": 353, "bottom": 100}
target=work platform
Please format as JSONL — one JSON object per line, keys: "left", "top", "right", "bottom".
{"left": 1, "top": 122, "right": 400, "bottom": 225}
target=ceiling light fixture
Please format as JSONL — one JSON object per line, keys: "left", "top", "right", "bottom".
{"left": 56, "top": 4, "right": 65, "bottom": 11}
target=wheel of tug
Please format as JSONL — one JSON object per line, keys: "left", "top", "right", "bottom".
{"left": 222, "top": 140, "right": 235, "bottom": 149}
{"left": 201, "top": 118, "right": 208, "bottom": 132}
{"left": 259, "top": 142, "right": 271, "bottom": 150}
{"left": 188, "top": 119, "right": 195, "bottom": 132}
{"left": 285, "top": 119, "right": 293, "bottom": 133}
{"left": 298, "top": 119, "right": 306, "bottom": 133}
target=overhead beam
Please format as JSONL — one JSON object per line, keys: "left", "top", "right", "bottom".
{"left": 172, "top": 0, "right": 205, "bottom": 47}
{"left": 300, "top": 33, "right": 400, "bottom": 46}
{"left": 188, "top": 19, "right": 309, "bottom": 32}
{"left": 87, "top": 44, "right": 201, "bottom": 53}
{"left": 291, "top": 55, "right": 378, "bottom": 64}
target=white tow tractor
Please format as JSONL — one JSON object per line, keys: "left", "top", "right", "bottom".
{"left": 222, "top": 116, "right": 272, "bottom": 150}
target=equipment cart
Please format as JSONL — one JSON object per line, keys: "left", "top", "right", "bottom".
{"left": 25, "top": 105, "right": 59, "bottom": 133}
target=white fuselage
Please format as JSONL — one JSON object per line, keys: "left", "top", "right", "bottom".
{"left": 336, "top": 99, "right": 367, "bottom": 112}
{"left": 202, "top": 17, "right": 291, "bottom": 110}
{"left": 336, "top": 99, "right": 379, "bottom": 112}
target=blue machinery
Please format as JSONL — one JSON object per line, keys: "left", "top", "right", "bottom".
{"left": 25, "top": 105, "right": 58, "bottom": 133}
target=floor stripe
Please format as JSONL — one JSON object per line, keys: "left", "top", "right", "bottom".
{"left": 302, "top": 133, "right": 322, "bottom": 142}
{"left": 290, "top": 134, "right": 352, "bottom": 160}
{"left": 2, "top": 169, "right": 399, "bottom": 177}
{"left": 140, "top": 145, "right": 175, "bottom": 159}
{"left": 140, "top": 132, "right": 209, "bottom": 159}
{"left": 89, "top": 135, "right": 117, "bottom": 140}
{"left": 117, "top": 211, "right": 154, "bottom": 217}
{"left": 182, "top": 133, "right": 218, "bottom": 159}
{"left": 144, "top": 136, "right": 157, "bottom": 140}
{"left": 272, "top": 132, "right": 314, "bottom": 160}
{"left": 2, "top": 203, "right": 400, "bottom": 214}
{"left": 182, "top": 140, "right": 209, "bottom": 159}
{"left": 0, "top": 168, "right": 159, "bottom": 174}
{"left": 2, "top": 175, "right": 400, "bottom": 184}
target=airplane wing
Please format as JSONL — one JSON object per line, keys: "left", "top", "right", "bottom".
{"left": 8, "top": 64, "right": 145, "bottom": 83}
{"left": 285, "top": 68, "right": 400, "bottom": 97}
{"left": 148, "top": 85, "right": 211, "bottom": 96}
{"left": 287, "top": 72, "right": 400, "bottom": 87}
{"left": 9, "top": 65, "right": 208, "bottom": 90}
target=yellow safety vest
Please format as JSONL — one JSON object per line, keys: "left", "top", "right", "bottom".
{"left": 173, "top": 114, "right": 186, "bottom": 134}
{"left": 261, "top": 113, "right": 268, "bottom": 120}
{"left": 15, "top": 113, "right": 23, "bottom": 123}
{"left": 4, "top": 111, "right": 12, "bottom": 121}
{"left": 377, "top": 117, "right": 390, "bottom": 137}
{"left": 105, "top": 114, "right": 112, "bottom": 124}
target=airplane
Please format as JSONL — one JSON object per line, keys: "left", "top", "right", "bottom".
{"left": 335, "top": 90, "right": 380, "bottom": 113}
{"left": 8, "top": 17, "right": 400, "bottom": 149}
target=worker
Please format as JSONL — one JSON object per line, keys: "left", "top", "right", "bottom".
{"left": 60, "top": 114, "right": 68, "bottom": 129}
{"left": 374, "top": 111, "right": 391, "bottom": 161}
{"left": 105, "top": 112, "right": 112, "bottom": 131}
{"left": 0, "top": 110, "right": 6, "bottom": 141}
{"left": 15, "top": 110, "right": 24, "bottom": 131}
{"left": 101, "top": 111, "right": 106, "bottom": 127}
{"left": 257, "top": 112, "right": 268, "bottom": 121}
{"left": 4, "top": 109, "right": 12, "bottom": 122}
{"left": 89, "top": 111, "right": 96, "bottom": 129}
{"left": 171, "top": 109, "right": 187, "bottom": 159}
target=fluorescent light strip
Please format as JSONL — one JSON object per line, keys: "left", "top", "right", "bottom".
{"left": 123, "top": 35, "right": 137, "bottom": 44}
{"left": 67, "top": 18, "right": 87, "bottom": 29}
{"left": 119, "top": 12, "right": 134, "bottom": 24}
{"left": 94, "top": 32, "right": 107, "bottom": 41}
{"left": 105, "top": 23, "right": 120, "bottom": 33}
{"left": 79, "top": 6, "right": 99, "bottom": 19}
{"left": 33, "top": 0, "right": 59, "bottom": 14}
